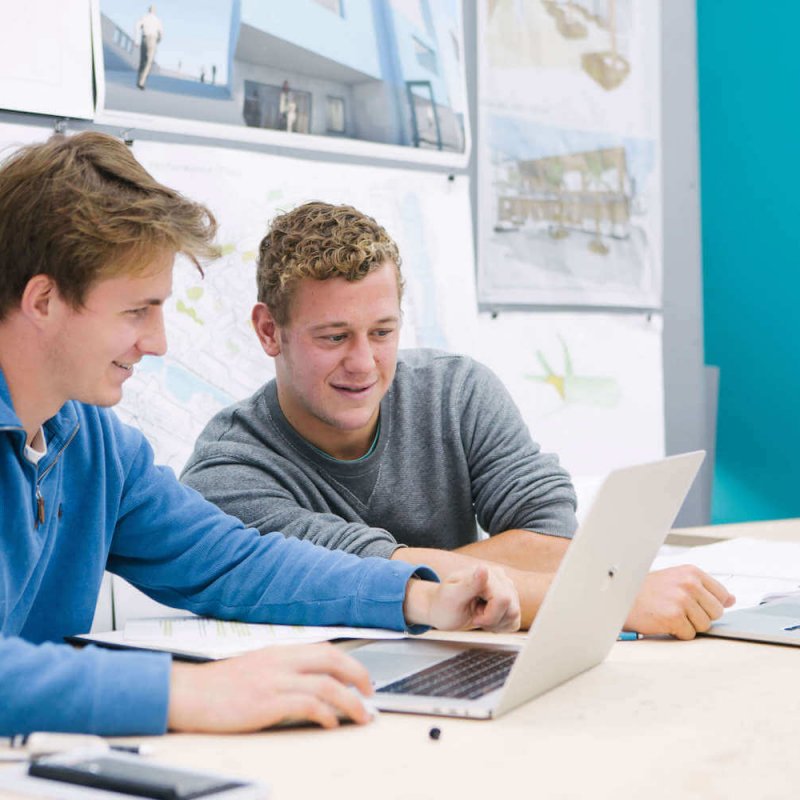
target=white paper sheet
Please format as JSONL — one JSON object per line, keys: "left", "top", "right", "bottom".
{"left": 651, "top": 538, "right": 800, "bottom": 612}
{"left": 0, "top": 0, "right": 94, "bottom": 119}
{"left": 122, "top": 616, "right": 406, "bottom": 659}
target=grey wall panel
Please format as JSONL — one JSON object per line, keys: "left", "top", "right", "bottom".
{"left": 661, "top": 0, "right": 710, "bottom": 525}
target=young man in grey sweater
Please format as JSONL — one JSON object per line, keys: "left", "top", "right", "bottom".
{"left": 182, "top": 201, "right": 734, "bottom": 636}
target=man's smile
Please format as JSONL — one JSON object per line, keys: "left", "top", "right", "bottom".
{"left": 331, "top": 380, "right": 377, "bottom": 398}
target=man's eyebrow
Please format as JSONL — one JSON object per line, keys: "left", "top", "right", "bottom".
{"left": 133, "top": 298, "right": 167, "bottom": 306}
{"left": 309, "top": 316, "right": 400, "bottom": 332}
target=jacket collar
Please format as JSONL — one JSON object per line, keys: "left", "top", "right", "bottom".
{"left": 0, "top": 366, "right": 22, "bottom": 428}
{"left": 0, "top": 366, "right": 79, "bottom": 451}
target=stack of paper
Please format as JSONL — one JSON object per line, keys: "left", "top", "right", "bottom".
{"left": 651, "top": 538, "right": 800, "bottom": 611}
{"left": 121, "top": 616, "right": 406, "bottom": 660}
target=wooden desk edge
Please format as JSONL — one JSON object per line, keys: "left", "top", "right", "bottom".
{"left": 668, "top": 517, "right": 800, "bottom": 545}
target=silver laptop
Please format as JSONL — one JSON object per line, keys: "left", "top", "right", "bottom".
{"left": 350, "top": 451, "right": 705, "bottom": 719}
{"left": 703, "top": 596, "right": 800, "bottom": 646}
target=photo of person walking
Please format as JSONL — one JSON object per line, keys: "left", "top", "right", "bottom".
{"left": 136, "top": 4, "right": 163, "bottom": 89}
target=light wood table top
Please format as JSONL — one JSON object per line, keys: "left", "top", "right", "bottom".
{"left": 143, "top": 632, "right": 798, "bottom": 800}
{"left": 4, "top": 519, "right": 799, "bottom": 799}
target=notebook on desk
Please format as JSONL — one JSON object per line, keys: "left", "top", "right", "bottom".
{"left": 349, "top": 451, "right": 706, "bottom": 719}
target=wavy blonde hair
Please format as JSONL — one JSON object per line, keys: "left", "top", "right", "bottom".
{"left": 0, "top": 131, "right": 219, "bottom": 320}
{"left": 256, "top": 201, "right": 404, "bottom": 325}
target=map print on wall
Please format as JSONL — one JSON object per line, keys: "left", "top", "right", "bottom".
{"left": 478, "top": 0, "right": 662, "bottom": 309}
{"left": 117, "top": 139, "right": 477, "bottom": 473}
{"left": 531, "top": 335, "right": 621, "bottom": 408}
{"left": 471, "top": 311, "right": 664, "bottom": 482}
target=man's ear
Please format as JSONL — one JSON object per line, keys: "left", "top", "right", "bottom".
{"left": 19, "top": 275, "right": 60, "bottom": 326}
{"left": 252, "top": 303, "right": 282, "bottom": 357}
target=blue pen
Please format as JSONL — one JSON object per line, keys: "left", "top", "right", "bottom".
{"left": 617, "top": 631, "right": 643, "bottom": 641}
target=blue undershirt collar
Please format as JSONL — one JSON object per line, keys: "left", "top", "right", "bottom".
{"left": 308, "top": 419, "right": 381, "bottom": 464}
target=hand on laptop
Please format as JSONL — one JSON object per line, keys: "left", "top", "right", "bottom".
{"left": 167, "top": 642, "right": 374, "bottom": 732}
{"left": 403, "top": 564, "right": 521, "bottom": 633}
{"left": 625, "top": 565, "right": 735, "bottom": 639}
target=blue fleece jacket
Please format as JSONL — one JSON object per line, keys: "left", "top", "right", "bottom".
{"left": 0, "top": 368, "right": 430, "bottom": 736}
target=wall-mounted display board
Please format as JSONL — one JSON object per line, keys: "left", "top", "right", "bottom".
{"left": 0, "top": 0, "right": 94, "bottom": 119}
{"left": 0, "top": 118, "right": 664, "bottom": 491}
{"left": 116, "top": 138, "right": 476, "bottom": 472}
{"left": 93, "top": 0, "right": 470, "bottom": 166}
{"left": 477, "top": 0, "right": 662, "bottom": 310}
{"left": 119, "top": 137, "right": 663, "bottom": 488}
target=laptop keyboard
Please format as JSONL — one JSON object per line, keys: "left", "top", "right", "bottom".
{"left": 377, "top": 648, "right": 518, "bottom": 700}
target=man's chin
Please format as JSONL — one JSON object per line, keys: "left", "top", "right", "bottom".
{"left": 79, "top": 388, "right": 124, "bottom": 408}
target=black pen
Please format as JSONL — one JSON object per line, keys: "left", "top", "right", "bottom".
{"left": 110, "top": 744, "right": 153, "bottom": 755}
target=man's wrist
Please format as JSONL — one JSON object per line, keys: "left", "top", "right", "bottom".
{"left": 167, "top": 662, "right": 199, "bottom": 731}
{"left": 389, "top": 544, "right": 410, "bottom": 561}
{"left": 403, "top": 577, "right": 436, "bottom": 627}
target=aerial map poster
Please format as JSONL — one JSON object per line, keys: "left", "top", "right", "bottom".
{"left": 117, "top": 138, "right": 477, "bottom": 473}
{"left": 477, "top": 0, "right": 662, "bottom": 310}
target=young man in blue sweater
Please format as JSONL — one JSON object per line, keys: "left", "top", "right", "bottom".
{"left": 0, "top": 132, "right": 519, "bottom": 737}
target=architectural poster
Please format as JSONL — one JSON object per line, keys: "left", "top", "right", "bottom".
{"left": 478, "top": 0, "right": 662, "bottom": 309}
{"left": 93, "top": 0, "right": 470, "bottom": 165}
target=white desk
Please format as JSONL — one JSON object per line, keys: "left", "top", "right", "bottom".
{"left": 5, "top": 520, "right": 800, "bottom": 799}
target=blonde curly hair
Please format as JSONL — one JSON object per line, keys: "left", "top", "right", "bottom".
{"left": 256, "top": 201, "right": 404, "bottom": 325}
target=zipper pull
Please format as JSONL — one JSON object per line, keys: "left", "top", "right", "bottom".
{"left": 36, "top": 488, "right": 45, "bottom": 527}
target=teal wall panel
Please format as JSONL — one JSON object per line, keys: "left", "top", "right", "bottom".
{"left": 697, "top": 1, "right": 800, "bottom": 522}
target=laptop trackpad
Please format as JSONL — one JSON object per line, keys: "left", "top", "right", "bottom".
{"left": 351, "top": 640, "right": 458, "bottom": 685}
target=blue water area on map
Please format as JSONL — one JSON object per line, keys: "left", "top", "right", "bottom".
{"left": 138, "top": 357, "right": 235, "bottom": 406}
{"left": 400, "top": 193, "right": 447, "bottom": 350}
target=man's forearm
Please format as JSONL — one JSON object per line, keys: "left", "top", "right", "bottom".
{"left": 455, "top": 529, "right": 570, "bottom": 572}
{"left": 392, "top": 546, "right": 551, "bottom": 629}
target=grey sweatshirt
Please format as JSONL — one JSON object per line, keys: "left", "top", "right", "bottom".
{"left": 181, "top": 349, "right": 578, "bottom": 559}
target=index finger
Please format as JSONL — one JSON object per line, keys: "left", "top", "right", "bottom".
{"left": 471, "top": 579, "right": 520, "bottom": 632}
{"left": 289, "top": 644, "right": 373, "bottom": 696}
{"left": 699, "top": 572, "right": 735, "bottom": 607}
